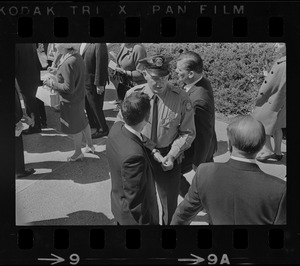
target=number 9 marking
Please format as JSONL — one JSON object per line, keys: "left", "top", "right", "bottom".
{"left": 70, "top": 254, "right": 80, "bottom": 265}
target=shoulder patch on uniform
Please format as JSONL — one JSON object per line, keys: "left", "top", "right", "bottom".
{"left": 185, "top": 100, "right": 193, "bottom": 111}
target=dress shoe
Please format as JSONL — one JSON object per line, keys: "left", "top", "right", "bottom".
{"left": 256, "top": 153, "right": 283, "bottom": 162}
{"left": 84, "top": 145, "right": 95, "bottom": 154}
{"left": 41, "top": 122, "right": 48, "bottom": 128}
{"left": 22, "top": 126, "right": 42, "bottom": 135}
{"left": 92, "top": 130, "right": 109, "bottom": 139}
{"left": 108, "top": 100, "right": 121, "bottom": 105}
{"left": 16, "top": 168, "right": 35, "bottom": 178}
{"left": 67, "top": 153, "right": 84, "bottom": 162}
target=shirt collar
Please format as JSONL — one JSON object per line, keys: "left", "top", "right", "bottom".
{"left": 80, "top": 43, "right": 87, "bottom": 55}
{"left": 124, "top": 124, "right": 143, "bottom": 141}
{"left": 230, "top": 155, "right": 257, "bottom": 164}
{"left": 184, "top": 75, "right": 203, "bottom": 92}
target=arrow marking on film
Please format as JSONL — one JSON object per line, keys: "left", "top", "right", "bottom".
{"left": 38, "top": 253, "right": 65, "bottom": 265}
{"left": 178, "top": 253, "right": 205, "bottom": 264}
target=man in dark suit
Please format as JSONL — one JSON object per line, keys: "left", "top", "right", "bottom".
{"left": 176, "top": 51, "right": 217, "bottom": 197}
{"left": 15, "top": 87, "right": 35, "bottom": 178}
{"left": 80, "top": 43, "right": 110, "bottom": 139}
{"left": 106, "top": 92, "right": 159, "bottom": 225}
{"left": 15, "top": 43, "right": 42, "bottom": 134}
{"left": 171, "top": 115, "right": 286, "bottom": 225}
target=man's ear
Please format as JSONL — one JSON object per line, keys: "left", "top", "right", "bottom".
{"left": 188, "top": 71, "right": 195, "bottom": 79}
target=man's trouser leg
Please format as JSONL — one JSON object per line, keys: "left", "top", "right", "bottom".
{"left": 152, "top": 158, "right": 181, "bottom": 225}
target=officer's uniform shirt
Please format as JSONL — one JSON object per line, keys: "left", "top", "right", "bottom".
{"left": 116, "top": 83, "right": 195, "bottom": 159}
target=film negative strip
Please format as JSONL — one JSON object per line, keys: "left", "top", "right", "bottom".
{"left": 0, "top": 0, "right": 299, "bottom": 265}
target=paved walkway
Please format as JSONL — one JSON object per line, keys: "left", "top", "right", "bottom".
{"left": 16, "top": 84, "right": 286, "bottom": 225}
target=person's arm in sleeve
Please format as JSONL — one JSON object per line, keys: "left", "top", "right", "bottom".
{"left": 130, "top": 44, "right": 147, "bottom": 83}
{"left": 274, "top": 186, "right": 286, "bottom": 225}
{"left": 120, "top": 155, "right": 146, "bottom": 225}
{"left": 51, "top": 61, "right": 75, "bottom": 93}
{"left": 168, "top": 97, "right": 196, "bottom": 159}
{"left": 193, "top": 101, "right": 214, "bottom": 167}
{"left": 94, "top": 43, "right": 109, "bottom": 86}
{"left": 171, "top": 170, "right": 204, "bottom": 225}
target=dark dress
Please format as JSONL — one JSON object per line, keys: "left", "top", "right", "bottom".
{"left": 54, "top": 53, "right": 88, "bottom": 134}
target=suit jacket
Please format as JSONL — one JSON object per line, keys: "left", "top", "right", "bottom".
{"left": 106, "top": 121, "right": 159, "bottom": 225}
{"left": 171, "top": 159, "right": 286, "bottom": 225}
{"left": 15, "top": 43, "right": 41, "bottom": 92}
{"left": 252, "top": 56, "right": 286, "bottom": 134}
{"left": 81, "top": 43, "right": 109, "bottom": 89}
{"left": 183, "top": 77, "right": 217, "bottom": 168}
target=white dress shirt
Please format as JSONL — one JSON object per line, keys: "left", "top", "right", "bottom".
{"left": 124, "top": 124, "right": 143, "bottom": 141}
{"left": 80, "top": 43, "right": 87, "bottom": 55}
{"left": 230, "top": 155, "right": 257, "bottom": 164}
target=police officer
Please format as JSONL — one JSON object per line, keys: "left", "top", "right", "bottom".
{"left": 117, "top": 55, "right": 195, "bottom": 225}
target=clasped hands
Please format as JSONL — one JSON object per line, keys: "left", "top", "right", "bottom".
{"left": 153, "top": 150, "right": 174, "bottom": 171}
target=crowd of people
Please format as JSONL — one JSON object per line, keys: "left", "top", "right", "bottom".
{"left": 15, "top": 43, "right": 286, "bottom": 225}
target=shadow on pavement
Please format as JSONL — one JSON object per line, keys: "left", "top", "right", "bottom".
{"left": 214, "top": 140, "right": 228, "bottom": 157}
{"left": 23, "top": 133, "right": 73, "bottom": 153}
{"left": 30, "top": 210, "right": 115, "bottom": 225}
{"left": 24, "top": 155, "right": 110, "bottom": 184}
{"left": 105, "top": 87, "right": 118, "bottom": 102}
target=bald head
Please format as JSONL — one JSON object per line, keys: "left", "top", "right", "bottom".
{"left": 227, "top": 115, "right": 266, "bottom": 154}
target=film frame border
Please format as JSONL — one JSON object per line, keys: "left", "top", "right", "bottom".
{"left": 0, "top": 0, "right": 299, "bottom": 264}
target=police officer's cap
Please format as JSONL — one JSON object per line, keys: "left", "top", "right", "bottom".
{"left": 139, "top": 55, "right": 173, "bottom": 77}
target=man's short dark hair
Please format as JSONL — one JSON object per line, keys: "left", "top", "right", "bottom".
{"left": 179, "top": 51, "right": 203, "bottom": 74}
{"left": 227, "top": 115, "right": 266, "bottom": 154}
{"left": 121, "top": 92, "right": 151, "bottom": 126}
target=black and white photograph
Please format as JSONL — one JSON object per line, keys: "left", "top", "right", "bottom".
{"left": 15, "top": 42, "right": 286, "bottom": 226}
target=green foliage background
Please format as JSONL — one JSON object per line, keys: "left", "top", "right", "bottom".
{"left": 108, "top": 43, "right": 278, "bottom": 116}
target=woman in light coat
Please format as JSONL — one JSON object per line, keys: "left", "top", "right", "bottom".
{"left": 43, "top": 43, "right": 94, "bottom": 161}
{"left": 252, "top": 43, "right": 286, "bottom": 162}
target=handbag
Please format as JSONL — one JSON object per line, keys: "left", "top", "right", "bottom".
{"left": 36, "top": 86, "right": 60, "bottom": 107}
{"left": 114, "top": 71, "right": 135, "bottom": 88}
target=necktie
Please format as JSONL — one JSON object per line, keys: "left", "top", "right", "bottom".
{"left": 151, "top": 95, "right": 159, "bottom": 143}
